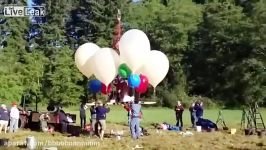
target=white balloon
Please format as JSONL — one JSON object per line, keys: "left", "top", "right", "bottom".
{"left": 92, "top": 48, "right": 119, "bottom": 86}
{"left": 138, "top": 50, "right": 169, "bottom": 88}
{"left": 75, "top": 43, "right": 100, "bottom": 78}
{"left": 119, "top": 29, "right": 150, "bottom": 73}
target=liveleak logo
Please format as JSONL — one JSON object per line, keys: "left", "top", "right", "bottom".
{"left": 3, "top": 6, "right": 46, "bottom": 17}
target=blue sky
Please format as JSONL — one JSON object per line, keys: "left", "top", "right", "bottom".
{"left": 132, "top": 0, "right": 141, "bottom": 2}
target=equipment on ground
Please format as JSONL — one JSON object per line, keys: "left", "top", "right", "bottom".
{"left": 241, "top": 102, "right": 265, "bottom": 133}
{"left": 216, "top": 110, "right": 228, "bottom": 130}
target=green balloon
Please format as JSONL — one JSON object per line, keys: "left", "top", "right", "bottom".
{"left": 119, "top": 63, "right": 132, "bottom": 77}
{"left": 118, "top": 68, "right": 128, "bottom": 78}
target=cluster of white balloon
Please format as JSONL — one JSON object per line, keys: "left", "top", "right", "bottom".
{"left": 75, "top": 29, "right": 169, "bottom": 92}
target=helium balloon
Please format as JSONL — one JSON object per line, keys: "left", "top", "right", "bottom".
{"left": 92, "top": 48, "right": 120, "bottom": 86}
{"left": 118, "top": 63, "right": 131, "bottom": 78}
{"left": 137, "top": 50, "right": 169, "bottom": 88}
{"left": 89, "top": 79, "right": 102, "bottom": 93}
{"left": 75, "top": 43, "right": 100, "bottom": 78}
{"left": 118, "top": 69, "right": 128, "bottom": 78}
{"left": 136, "top": 74, "right": 149, "bottom": 94}
{"left": 101, "top": 83, "right": 112, "bottom": 95}
{"left": 119, "top": 29, "right": 150, "bottom": 73}
{"left": 128, "top": 74, "right": 141, "bottom": 88}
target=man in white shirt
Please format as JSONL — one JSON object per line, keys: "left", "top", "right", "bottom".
{"left": 9, "top": 102, "right": 20, "bottom": 133}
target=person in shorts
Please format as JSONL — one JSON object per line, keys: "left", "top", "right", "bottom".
{"left": 0, "top": 104, "right": 9, "bottom": 133}
{"left": 95, "top": 101, "right": 110, "bottom": 140}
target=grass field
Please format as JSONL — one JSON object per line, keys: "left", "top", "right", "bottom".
{"left": 66, "top": 105, "right": 266, "bottom": 128}
{"left": 0, "top": 106, "right": 265, "bottom": 150}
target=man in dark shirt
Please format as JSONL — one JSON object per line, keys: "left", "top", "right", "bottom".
{"left": 95, "top": 101, "right": 110, "bottom": 140}
{"left": 58, "top": 109, "right": 68, "bottom": 133}
{"left": 189, "top": 102, "right": 196, "bottom": 128}
{"left": 0, "top": 104, "right": 9, "bottom": 133}
{"left": 174, "top": 101, "right": 184, "bottom": 128}
{"left": 194, "top": 101, "right": 203, "bottom": 124}
{"left": 80, "top": 103, "right": 86, "bottom": 129}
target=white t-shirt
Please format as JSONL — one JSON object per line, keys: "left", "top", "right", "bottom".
{"left": 10, "top": 107, "right": 20, "bottom": 119}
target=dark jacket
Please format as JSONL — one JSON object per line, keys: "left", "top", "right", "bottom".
{"left": 194, "top": 105, "right": 203, "bottom": 118}
{"left": 175, "top": 105, "right": 184, "bottom": 116}
{"left": 58, "top": 110, "right": 68, "bottom": 123}
{"left": 80, "top": 104, "right": 86, "bottom": 118}
{"left": 96, "top": 106, "right": 110, "bottom": 120}
{"left": 0, "top": 108, "right": 9, "bottom": 121}
{"left": 90, "top": 106, "right": 97, "bottom": 119}
{"left": 189, "top": 106, "right": 193, "bottom": 113}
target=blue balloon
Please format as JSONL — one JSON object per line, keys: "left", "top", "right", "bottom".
{"left": 89, "top": 79, "right": 102, "bottom": 93}
{"left": 128, "top": 74, "right": 141, "bottom": 88}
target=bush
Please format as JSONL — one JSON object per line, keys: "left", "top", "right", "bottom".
{"left": 162, "top": 91, "right": 177, "bottom": 108}
{"left": 187, "top": 96, "right": 220, "bottom": 109}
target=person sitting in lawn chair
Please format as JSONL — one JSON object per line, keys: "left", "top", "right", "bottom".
{"left": 58, "top": 109, "right": 69, "bottom": 133}
{"left": 40, "top": 113, "right": 50, "bottom": 132}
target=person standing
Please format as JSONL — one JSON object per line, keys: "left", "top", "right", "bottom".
{"left": 123, "top": 102, "right": 131, "bottom": 126}
{"left": 175, "top": 101, "right": 184, "bottom": 128}
{"left": 80, "top": 102, "right": 87, "bottom": 129}
{"left": 127, "top": 100, "right": 142, "bottom": 139}
{"left": 194, "top": 101, "right": 203, "bottom": 124}
{"left": 90, "top": 105, "right": 97, "bottom": 136}
{"left": 0, "top": 104, "right": 9, "bottom": 133}
{"left": 95, "top": 101, "right": 110, "bottom": 140}
{"left": 189, "top": 102, "right": 196, "bottom": 128}
{"left": 20, "top": 108, "right": 28, "bottom": 129}
{"left": 9, "top": 102, "right": 20, "bottom": 133}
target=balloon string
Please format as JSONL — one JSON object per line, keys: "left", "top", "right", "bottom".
{"left": 105, "top": 94, "right": 108, "bottom": 103}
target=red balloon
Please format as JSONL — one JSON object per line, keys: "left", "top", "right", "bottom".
{"left": 136, "top": 74, "right": 149, "bottom": 94}
{"left": 101, "top": 83, "right": 112, "bottom": 95}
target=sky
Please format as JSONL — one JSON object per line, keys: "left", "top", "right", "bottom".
{"left": 132, "top": 0, "right": 141, "bottom": 2}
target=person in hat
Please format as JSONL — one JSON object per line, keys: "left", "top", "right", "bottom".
{"left": 95, "top": 100, "right": 110, "bottom": 140}
{"left": 9, "top": 102, "right": 20, "bottom": 133}
{"left": 0, "top": 104, "right": 10, "bottom": 133}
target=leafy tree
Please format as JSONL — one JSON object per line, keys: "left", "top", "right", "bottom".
{"left": 42, "top": 47, "right": 83, "bottom": 105}
{"left": 186, "top": 2, "right": 265, "bottom": 106}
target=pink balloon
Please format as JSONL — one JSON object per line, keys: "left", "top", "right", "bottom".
{"left": 136, "top": 74, "right": 149, "bottom": 94}
{"left": 101, "top": 83, "right": 112, "bottom": 95}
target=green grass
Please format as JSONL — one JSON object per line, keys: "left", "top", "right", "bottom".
{"left": 1, "top": 106, "right": 266, "bottom": 150}
{"left": 65, "top": 106, "right": 266, "bottom": 128}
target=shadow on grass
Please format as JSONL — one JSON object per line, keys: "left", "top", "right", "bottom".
{"left": 17, "top": 144, "right": 27, "bottom": 149}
